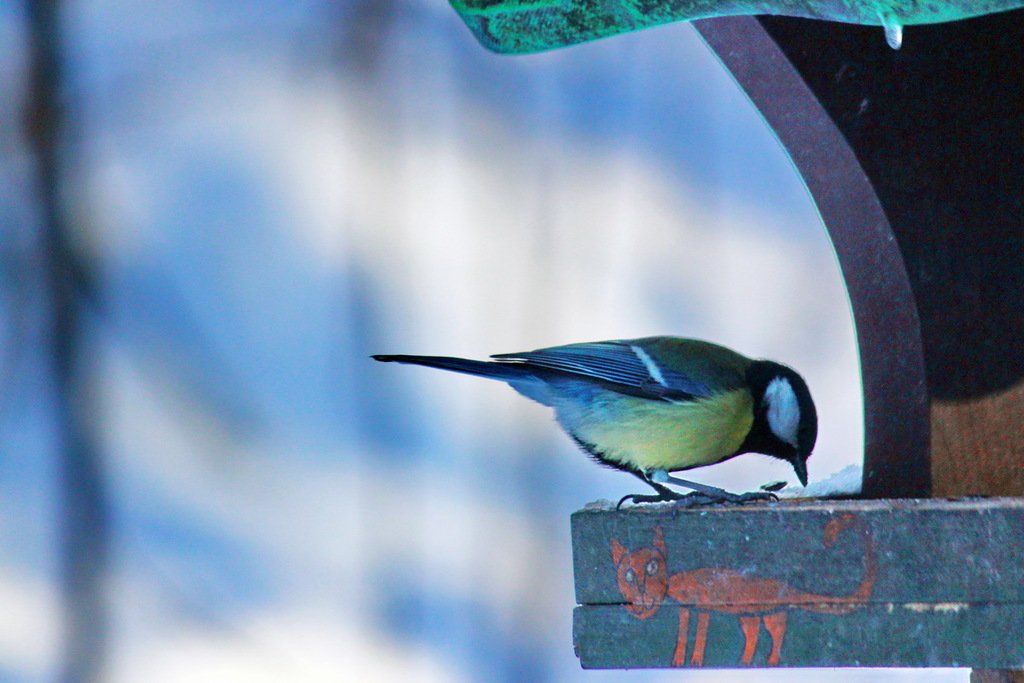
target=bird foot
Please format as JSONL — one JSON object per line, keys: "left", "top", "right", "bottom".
{"left": 617, "top": 489, "right": 777, "bottom": 509}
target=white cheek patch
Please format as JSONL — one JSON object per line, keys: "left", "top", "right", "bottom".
{"left": 764, "top": 377, "right": 801, "bottom": 448}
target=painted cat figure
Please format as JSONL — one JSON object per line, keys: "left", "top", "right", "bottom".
{"left": 610, "top": 515, "right": 876, "bottom": 666}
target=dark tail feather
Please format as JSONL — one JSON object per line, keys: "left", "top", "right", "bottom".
{"left": 371, "top": 354, "right": 532, "bottom": 382}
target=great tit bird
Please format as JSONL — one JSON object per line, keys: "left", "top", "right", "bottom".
{"left": 373, "top": 337, "right": 817, "bottom": 506}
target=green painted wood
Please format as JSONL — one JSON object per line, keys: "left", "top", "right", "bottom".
{"left": 572, "top": 498, "right": 1024, "bottom": 668}
{"left": 575, "top": 602, "right": 1024, "bottom": 668}
{"left": 448, "top": 0, "right": 1024, "bottom": 53}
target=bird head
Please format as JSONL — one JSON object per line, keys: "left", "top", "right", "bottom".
{"left": 744, "top": 360, "right": 818, "bottom": 487}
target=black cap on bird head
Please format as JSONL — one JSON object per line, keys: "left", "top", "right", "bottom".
{"left": 743, "top": 360, "right": 818, "bottom": 487}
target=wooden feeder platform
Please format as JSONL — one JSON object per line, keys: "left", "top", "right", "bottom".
{"left": 558, "top": 8, "right": 1024, "bottom": 676}
{"left": 447, "top": 1, "right": 1024, "bottom": 677}
{"left": 558, "top": 8, "right": 1024, "bottom": 675}
{"left": 572, "top": 497, "right": 1024, "bottom": 669}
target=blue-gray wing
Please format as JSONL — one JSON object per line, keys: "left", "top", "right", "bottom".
{"left": 491, "top": 340, "right": 715, "bottom": 402}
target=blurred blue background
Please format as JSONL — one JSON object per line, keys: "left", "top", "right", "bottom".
{"left": 0, "top": 1, "right": 965, "bottom": 681}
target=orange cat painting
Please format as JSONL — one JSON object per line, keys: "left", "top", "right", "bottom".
{"left": 609, "top": 515, "right": 876, "bottom": 666}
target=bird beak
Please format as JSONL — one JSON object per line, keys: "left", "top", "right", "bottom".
{"left": 792, "top": 459, "right": 809, "bottom": 488}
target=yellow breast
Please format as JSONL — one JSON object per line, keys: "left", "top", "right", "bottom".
{"left": 572, "top": 388, "right": 754, "bottom": 472}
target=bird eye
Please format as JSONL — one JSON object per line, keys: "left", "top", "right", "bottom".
{"left": 646, "top": 559, "right": 659, "bottom": 576}
{"left": 624, "top": 569, "right": 635, "bottom": 584}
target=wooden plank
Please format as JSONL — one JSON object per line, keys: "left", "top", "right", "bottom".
{"left": 932, "top": 382, "right": 1024, "bottom": 497}
{"left": 574, "top": 498, "right": 1024, "bottom": 605}
{"left": 572, "top": 498, "right": 1024, "bottom": 668}
{"left": 973, "top": 672, "right": 1024, "bottom": 683}
{"left": 575, "top": 602, "right": 1024, "bottom": 669}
